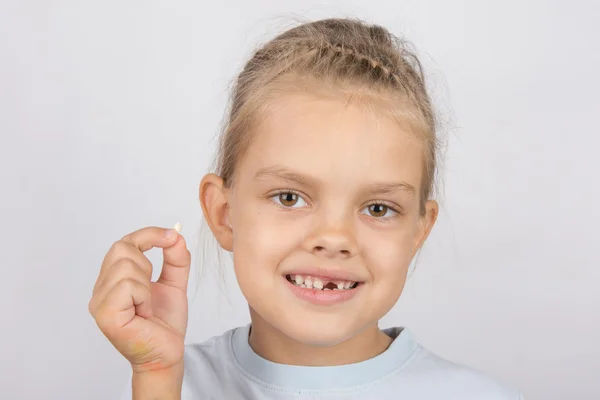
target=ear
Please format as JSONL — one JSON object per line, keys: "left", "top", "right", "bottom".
{"left": 199, "top": 173, "right": 233, "bottom": 252}
{"left": 413, "top": 199, "right": 439, "bottom": 256}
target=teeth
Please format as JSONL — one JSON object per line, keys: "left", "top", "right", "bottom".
{"left": 288, "top": 275, "right": 357, "bottom": 290}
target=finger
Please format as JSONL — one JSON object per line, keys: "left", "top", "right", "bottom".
{"left": 121, "top": 226, "right": 180, "bottom": 253}
{"left": 97, "top": 226, "right": 178, "bottom": 287}
{"left": 96, "top": 244, "right": 153, "bottom": 292}
{"left": 94, "top": 278, "right": 153, "bottom": 333}
{"left": 157, "top": 233, "right": 191, "bottom": 292}
{"left": 91, "top": 258, "right": 151, "bottom": 311}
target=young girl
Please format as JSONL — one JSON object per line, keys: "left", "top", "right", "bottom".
{"left": 89, "top": 18, "right": 523, "bottom": 400}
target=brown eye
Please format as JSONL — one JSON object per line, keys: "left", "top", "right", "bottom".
{"left": 368, "top": 204, "right": 389, "bottom": 217}
{"left": 271, "top": 191, "right": 306, "bottom": 208}
{"left": 278, "top": 192, "right": 299, "bottom": 207}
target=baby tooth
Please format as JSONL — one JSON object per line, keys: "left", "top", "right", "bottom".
{"left": 337, "top": 282, "right": 345, "bottom": 290}
{"left": 313, "top": 280, "right": 323, "bottom": 289}
{"left": 344, "top": 281, "right": 352, "bottom": 289}
{"left": 294, "top": 275, "right": 304, "bottom": 285}
{"left": 304, "top": 278, "right": 313, "bottom": 288}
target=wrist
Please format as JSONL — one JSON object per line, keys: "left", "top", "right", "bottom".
{"left": 132, "top": 362, "right": 184, "bottom": 400}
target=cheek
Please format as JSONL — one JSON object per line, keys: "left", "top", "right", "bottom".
{"left": 357, "top": 223, "right": 415, "bottom": 309}
{"left": 361, "top": 230, "right": 413, "bottom": 314}
{"left": 360, "top": 223, "right": 415, "bottom": 272}
{"left": 231, "top": 203, "right": 305, "bottom": 310}
{"left": 230, "top": 202, "right": 298, "bottom": 279}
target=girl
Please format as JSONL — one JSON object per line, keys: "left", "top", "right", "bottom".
{"left": 89, "top": 18, "right": 523, "bottom": 399}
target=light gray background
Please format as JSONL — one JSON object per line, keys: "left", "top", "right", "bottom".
{"left": 1, "top": 1, "right": 598, "bottom": 399}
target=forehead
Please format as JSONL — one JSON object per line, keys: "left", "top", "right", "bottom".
{"left": 238, "top": 92, "right": 424, "bottom": 188}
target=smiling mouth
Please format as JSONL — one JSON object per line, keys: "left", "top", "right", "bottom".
{"left": 285, "top": 274, "right": 360, "bottom": 291}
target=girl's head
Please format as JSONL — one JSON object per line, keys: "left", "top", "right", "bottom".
{"left": 201, "top": 18, "right": 440, "bottom": 346}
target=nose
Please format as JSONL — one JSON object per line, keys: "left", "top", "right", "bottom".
{"left": 304, "top": 217, "right": 358, "bottom": 259}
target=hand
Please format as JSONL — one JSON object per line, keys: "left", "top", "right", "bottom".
{"left": 89, "top": 226, "right": 191, "bottom": 373}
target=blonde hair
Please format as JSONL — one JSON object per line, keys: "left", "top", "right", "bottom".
{"left": 215, "top": 17, "right": 441, "bottom": 215}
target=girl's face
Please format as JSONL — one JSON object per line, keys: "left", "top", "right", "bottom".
{"left": 204, "top": 91, "right": 437, "bottom": 346}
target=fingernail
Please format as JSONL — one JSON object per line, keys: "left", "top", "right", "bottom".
{"left": 165, "top": 229, "right": 176, "bottom": 239}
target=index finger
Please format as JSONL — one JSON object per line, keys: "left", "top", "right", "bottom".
{"left": 95, "top": 225, "right": 181, "bottom": 292}
{"left": 121, "top": 225, "right": 180, "bottom": 252}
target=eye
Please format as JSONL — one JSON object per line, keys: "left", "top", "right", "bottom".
{"left": 271, "top": 191, "right": 307, "bottom": 208}
{"left": 361, "top": 203, "right": 398, "bottom": 218}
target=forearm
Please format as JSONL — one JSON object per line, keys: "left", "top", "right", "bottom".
{"left": 132, "top": 363, "right": 184, "bottom": 400}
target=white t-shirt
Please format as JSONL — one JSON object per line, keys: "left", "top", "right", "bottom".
{"left": 120, "top": 325, "right": 523, "bottom": 399}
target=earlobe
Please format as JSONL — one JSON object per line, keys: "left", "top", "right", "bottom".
{"left": 199, "top": 173, "right": 233, "bottom": 252}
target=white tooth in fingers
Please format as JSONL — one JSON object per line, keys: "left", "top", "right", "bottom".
{"left": 337, "top": 282, "right": 345, "bottom": 290}
{"left": 294, "top": 275, "right": 304, "bottom": 285}
{"left": 313, "top": 279, "right": 323, "bottom": 290}
{"left": 304, "top": 278, "right": 313, "bottom": 288}
{"left": 344, "top": 281, "right": 352, "bottom": 289}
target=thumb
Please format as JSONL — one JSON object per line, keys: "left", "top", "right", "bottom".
{"left": 157, "top": 227, "right": 191, "bottom": 291}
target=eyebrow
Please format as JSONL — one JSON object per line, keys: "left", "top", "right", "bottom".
{"left": 253, "top": 165, "right": 416, "bottom": 197}
{"left": 366, "top": 181, "right": 416, "bottom": 197}
{"left": 254, "top": 166, "right": 319, "bottom": 187}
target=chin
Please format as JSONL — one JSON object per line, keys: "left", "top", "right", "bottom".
{"left": 272, "top": 311, "right": 363, "bottom": 347}
{"left": 243, "top": 275, "right": 384, "bottom": 347}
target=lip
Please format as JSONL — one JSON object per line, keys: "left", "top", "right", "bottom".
{"left": 284, "top": 276, "right": 362, "bottom": 306}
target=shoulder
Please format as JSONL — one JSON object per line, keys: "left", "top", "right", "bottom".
{"left": 399, "top": 343, "right": 523, "bottom": 399}
{"left": 178, "top": 327, "right": 244, "bottom": 398}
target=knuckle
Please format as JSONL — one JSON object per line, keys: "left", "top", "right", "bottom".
{"left": 88, "top": 298, "right": 97, "bottom": 315}
{"left": 94, "top": 306, "right": 111, "bottom": 330}
{"left": 121, "top": 231, "right": 133, "bottom": 241}
{"left": 112, "top": 259, "right": 144, "bottom": 279}
{"left": 114, "top": 257, "right": 137, "bottom": 270}
{"left": 118, "top": 277, "right": 136, "bottom": 291}
{"left": 94, "top": 304, "right": 114, "bottom": 334}
{"left": 109, "top": 240, "right": 129, "bottom": 255}
{"left": 109, "top": 261, "right": 149, "bottom": 287}
{"left": 119, "top": 277, "right": 147, "bottom": 294}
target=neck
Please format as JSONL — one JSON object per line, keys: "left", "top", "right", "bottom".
{"left": 247, "top": 308, "right": 393, "bottom": 366}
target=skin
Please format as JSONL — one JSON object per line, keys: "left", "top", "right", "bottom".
{"left": 89, "top": 85, "right": 438, "bottom": 399}
{"left": 200, "top": 89, "right": 438, "bottom": 366}
{"left": 89, "top": 226, "right": 191, "bottom": 399}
